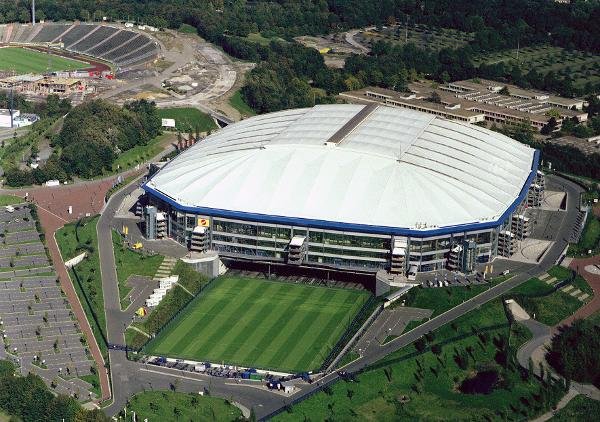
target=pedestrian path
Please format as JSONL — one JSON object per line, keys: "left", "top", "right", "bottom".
{"left": 153, "top": 256, "right": 177, "bottom": 281}
{"left": 560, "top": 285, "right": 590, "bottom": 302}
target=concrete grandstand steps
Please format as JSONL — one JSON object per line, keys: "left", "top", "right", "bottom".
{"left": 66, "top": 24, "right": 101, "bottom": 49}
{"left": 56, "top": 24, "right": 91, "bottom": 47}
{"left": 118, "top": 49, "right": 158, "bottom": 69}
{"left": 25, "top": 24, "right": 44, "bottom": 43}
{"left": 90, "top": 30, "right": 139, "bottom": 57}
{"left": 101, "top": 33, "right": 141, "bottom": 59}
{"left": 70, "top": 25, "right": 118, "bottom": 53}
{"left": 114, "top": 41, "right": 154, "bottom": 65}
{"left": 50, "top": 23, "right": 76, "bottom": 44}
{"left": 2, "top": 23, "right": 13, "bottom": 43}
{"left": 82, "top": 28, "right": 123, "bottom": 54}
{"left": 10, "top": 24, "right": 28, "bottom": 43}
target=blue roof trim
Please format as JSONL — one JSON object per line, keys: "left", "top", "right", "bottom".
{"left": 143, "top": 149, "right": 540, "bottom": 238}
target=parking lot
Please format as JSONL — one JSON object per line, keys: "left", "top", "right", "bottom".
{"left": 0, "top": 205, "right": 97, "bottom": 400}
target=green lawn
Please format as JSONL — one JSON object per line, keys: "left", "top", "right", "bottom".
{"left": 0, "top": 47, "right": 89, "bottom": 74}
{"left": 551, "top": 395, "right": 600, "bottom": 421}
{"left": 122, "top": 391, "right": 241, "bottom": 421}
{"left": 79, "top": 373, "right": 101, "bottom": 398}
{"left": 568, "top": 212, "right": 600, "bottom": 257}
{"left": 55, "top": 216, "right": 107, "bottom": 359}
{"left": 229, "top": 90, "right": 256, "bottom": 117}
{"left": 508, "top": 277, "right": 583, "bottom": 326}
{"left": 105, "top": 174, "right": 137, "bottom": 200}
{"left": 146, "top": 277, "right": 370, "bottom": 372}
{"left": 0, "top": 195, "right": 24, "bottom": 206}
{"left": 401, "top": 284, "right": 488, "bottom": 318}
{"left": 548, "top": 265, "right": 594, "bottom": 296}
{"left": 157, "top": 107, "right": 217, "bottom": 133}
{"left": 178, "top": 23, "right": 197, "bottom": 34}
{"left": 276, "top": 288, "right": 565, "bottom": 421}
{"left": 245, "top": 32, "right": 285, "bottom": 46}
{"left": 111, "top": 133, "right": 171, "bottom": 172}
{"left": 112, "top": 230, "right": 164, "bottom": 309}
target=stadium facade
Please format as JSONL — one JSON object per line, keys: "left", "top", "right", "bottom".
{"left": 143, "top": 104, "right": 543, "bottom": 276}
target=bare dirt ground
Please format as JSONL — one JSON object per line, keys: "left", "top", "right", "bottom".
{"left": 100, "top": 30, "right": 252, "bottom": 122}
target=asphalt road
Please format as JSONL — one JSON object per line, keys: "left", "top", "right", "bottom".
{"left": 96, "top": 173, "right": 584, "bottom": 419}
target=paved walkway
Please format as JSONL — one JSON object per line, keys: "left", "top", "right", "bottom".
{"left": 561, "top": 256, "right": 600, "bottom": 326}
{"left": 40, "top": 207, "right": 111, "bottom": 401}
{"left": 513, "top": 303, "right": 600, "bottom": 419}
{"left": 530, "top": 387, "right": 580, "bottom": 422}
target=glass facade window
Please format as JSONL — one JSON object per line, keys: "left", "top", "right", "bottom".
{"left": 322, "top": 232, "right": 390, "bottom": 249}
{"left": 154, "top": 202, "right": 506, "bottom": 275}
{"left": 319, "top": 246, "right": 388, "bottom": 260}
{"left": 308, "top": 230, "right": 323, "bottom": 243}
{"left": 257, "top": 225, "right": 291, "bottom": 240}
{"left": 213, "top": 220, "right": 258, "bottom": 237}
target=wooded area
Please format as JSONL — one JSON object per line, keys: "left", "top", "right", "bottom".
{"left": 546, "top": 320, "right": 600, "bottom": 387}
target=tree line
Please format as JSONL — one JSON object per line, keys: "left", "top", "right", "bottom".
{"left": 1, "top": 1, "right": 597, "bottom": 53}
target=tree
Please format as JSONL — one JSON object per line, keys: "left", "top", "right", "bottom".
{"left": 18, "top": 9, "right": 29, "bottom": 23}
{"left": 540, "top": 117, "right": 558, "bottom": 136}
{"left": 344, "top": 75, "right": 363, "bottom": 91}
{"left": 428, "top": 91, "right": 442, "bottom": 104}
{"left": 414, "top": 337, "right": 427, "bottom": 353}
{"left": 499, "top": 86, "right": 510, "bottom": 96}
{"left": 546, "top": 320, "right": 600, "bottom": 387}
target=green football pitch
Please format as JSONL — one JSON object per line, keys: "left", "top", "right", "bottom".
{"left": 146, "top": 277, "right": 370, "bottom": 372}
{"left": 0, "top": 47, "right": 89, "bottom": 74}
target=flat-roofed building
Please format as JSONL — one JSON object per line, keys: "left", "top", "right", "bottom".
{"left": 340, "top": 87, "right": 486, "bottom": 124}
{"left": 443, "top": 79, "right": 588, "bottom": 125}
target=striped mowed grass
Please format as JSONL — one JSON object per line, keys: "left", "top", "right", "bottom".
{"left": 0, "top": 47, "right": 89, "bottom": 74}
{"left": 147, "top": 277, "right": 370, "bottom": 372}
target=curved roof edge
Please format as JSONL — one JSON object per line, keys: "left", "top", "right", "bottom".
{"left": 143, "top": 150, "right": 539, "bottom": 238}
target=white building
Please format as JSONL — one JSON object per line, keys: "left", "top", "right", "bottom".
{"left": 0, "top": 109, "right": 37, "bottom": 128}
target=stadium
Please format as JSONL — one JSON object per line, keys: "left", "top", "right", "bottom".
{"left": 0, "top": 21, "right": 160, "bottom": 74}
{"left": 143, "top": 104, "right": 543, "bottom": 277}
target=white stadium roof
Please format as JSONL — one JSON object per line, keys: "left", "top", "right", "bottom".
{"left": 145, "top": 104, "right": 537, "bottom": 234}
